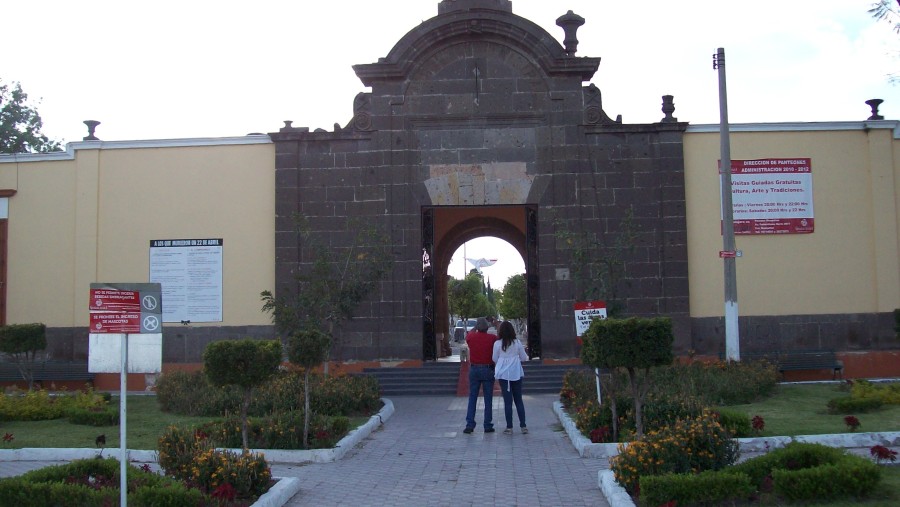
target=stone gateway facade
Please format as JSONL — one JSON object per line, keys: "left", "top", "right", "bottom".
{"left": 1, "top": 0, "right": 898, "bottom": 382}
{"left": 270, "top": 0, "right": 690, "bottom": 362}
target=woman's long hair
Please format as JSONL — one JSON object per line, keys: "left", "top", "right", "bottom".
{"left": 498, "top": 320, "right": 517, "bottom": 351}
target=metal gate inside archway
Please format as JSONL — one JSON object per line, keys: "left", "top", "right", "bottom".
{"left": 421, "top": 205, "right": 540, "bottom": 361}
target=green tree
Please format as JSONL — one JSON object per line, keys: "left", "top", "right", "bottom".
{"left": 554, "top": 208, "right": 637, "bottom": 317}
{"left": 203, "top": 339, "right": 282, "bottom": 450}
{"left": 448, "top": 271, "right": 492, "bottom": 325}
{"left": 498, "top": 273, "right": 527, "bottom": 337}
{"left": 580, "top": 317, "right": 674, "bottom": 439}
{"left": 0, "top": 80, "right": 62, "bottom": 154}
{"left": 261, "top": 214, "right": 393, "bottom": 375}
{"left": 285, "top": 329, "right": 331, "bottom": 448}
{"left": 0, "top": 323, "right": 46, "bottom": 390}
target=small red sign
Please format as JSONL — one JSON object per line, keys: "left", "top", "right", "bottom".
{"left": 719, "top": 251, "right": 737, "bottom": 258}
{"left": 90, "top": 312, "right": 141, "bottom": 334}
{"left": 89, "top": 289, "right": 141, "bottom": 312}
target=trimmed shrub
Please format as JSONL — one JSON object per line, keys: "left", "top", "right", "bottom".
{"left": 713, "top": 408, "right": 752, "bottom": 437}
{"left": 732, "top": 442, "right": 849, "bottom": 486}
{"left": 155, "top": 370, "right": 241, "bottom": 416}
{"left": 850, "top": 379, "right": 900, "bottom": 405}
{"left": 0, "top": 457, "right": 205, "bottom": 506}
{"left": 156, "top": 369, "right": 381, "bottom": 419}
{"left": 66, "top": 406, "right": 119, "bottom": 426}
{"left": 639, "top": 470, "right": 754, "bottom": 507}
{"left": 827, "top": 396, "right": 883, "bottom": 414}
{"left": 190, "top": 411, "right": 353, "bottom": 450}
{"left": 0, "top": 389, "right": 65, "bottom": 420}
{"left": 773, "top": 455, "right": 881, "bottom": 502}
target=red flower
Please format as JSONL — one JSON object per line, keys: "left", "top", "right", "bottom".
{"left": 844, "top": 415, "right": 860, "bottom": 431}
{"left": 211, "top": 482, "right": 237, "bottom": 501}
{"left": 589, "top": 426, "right": 611, "bottom": 443}
{"left": 870, "top": 445, "right": 898, "bottom": 463}
{"left": 2, "top": 433, "right": 13, "bottom": 442}
{"left": 751, "top": 415, "right": 765, "bottom": 433}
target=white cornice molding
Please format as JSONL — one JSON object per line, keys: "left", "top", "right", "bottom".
{"left": 687, "top": 120, "right": 900, "bottom": 138}
{"left": 0, "top": 135, "right": 273, "bottom": 163}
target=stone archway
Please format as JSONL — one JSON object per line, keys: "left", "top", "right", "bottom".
{"left": 423, "top": 205, "right": 539, "bottom": 360}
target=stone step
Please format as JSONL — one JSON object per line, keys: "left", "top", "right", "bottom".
{"left": 358, "top": 361, "right": 590, "bottom": 396}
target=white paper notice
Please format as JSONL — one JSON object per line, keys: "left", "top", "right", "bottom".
{"left": 149, "top": 239, "right": 223, "bottom": 322}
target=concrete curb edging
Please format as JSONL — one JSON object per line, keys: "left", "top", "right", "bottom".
{"left": 244, "top": 398, "right": 396, "bottom": 464}
{"left": 0, "top": 398, "right": 395, "bottom": 466}
{"left": 599, "top": 470, "right": 635, "bottom": 507}
{"left": 555, "top": 400, "right": 900, "bottom": 507}
{"left": 0, "top": 398, "right": 395, "bottom": 507}
{"left": 552, "top": 401, "right": 621, "bottom": 459}
{"left": 252, "top": 477, "right": 302, "bottom": 507}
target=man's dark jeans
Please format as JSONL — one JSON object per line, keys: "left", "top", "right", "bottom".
{"left": 465, "top": 365, "right": 495, "bottom": 430}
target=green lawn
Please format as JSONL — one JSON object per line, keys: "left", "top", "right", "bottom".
{"left": 0, "top": 395, "right": 370, "bottom": 450}
{"left": 719, "top": 383, "right": 900, "bottom": 436}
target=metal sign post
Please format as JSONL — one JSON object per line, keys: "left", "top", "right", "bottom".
{"left": 89, "top": 282, "right": 162, "bottom": 507}
{"left": 120, "top": 332, "right": 128, "bottom": 507}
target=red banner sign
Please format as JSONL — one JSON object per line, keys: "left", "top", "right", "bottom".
{"left": 90, "top": 312, "right": 141, "bottom": 334}
{"left": 89, "top": 289, "right": 141, "bottom": 312}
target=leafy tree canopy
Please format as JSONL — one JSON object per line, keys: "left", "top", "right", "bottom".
{"left": 448, "top": 271, "right": 494, "bottom": 322}
{"left": 498, "top": 273, "right": 526, "bottom": 321}
{"left": 0, "top": 80, "right": 62, "bottom": 154}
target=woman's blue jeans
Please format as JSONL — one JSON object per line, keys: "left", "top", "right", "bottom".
{"left": 499, "top": 378, "right": 526, "bottom": 428}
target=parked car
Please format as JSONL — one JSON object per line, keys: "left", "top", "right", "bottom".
{"left": 453, "top": 318, "right": 477, "bottom": 342}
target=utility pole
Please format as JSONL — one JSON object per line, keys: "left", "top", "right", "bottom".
{"left": 714, "top": 47, "right": 740, "bottom": 361}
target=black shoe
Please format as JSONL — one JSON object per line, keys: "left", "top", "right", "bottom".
{"left": 463, "top": 427, "right": 474, "bottom": 434}
{"left": 484, "top": 428, "right": 495, "bottom": 433}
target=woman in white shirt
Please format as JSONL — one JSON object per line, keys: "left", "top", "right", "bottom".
{"left": 492, "top": 320, "right": 529, "bottom": 434}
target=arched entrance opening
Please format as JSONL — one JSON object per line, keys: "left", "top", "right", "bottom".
{"left": 422, "top": 205, "right": 540, "bottom": 360}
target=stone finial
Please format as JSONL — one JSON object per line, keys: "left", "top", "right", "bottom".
{"left": 556, "top": 10, "right": 585, "bottom": 56}
{"left": 661, "top": 95, "right": 677, "bottom": 123}
{"left": 865, "top": 99, "right": 884, "bottom": 120}
{"left": 83, "top": 120, "right": 100, "bottom": 141}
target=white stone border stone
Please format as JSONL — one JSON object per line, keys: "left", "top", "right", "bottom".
{"left": 555, "top": 399, "right": 900, "bottom": 507}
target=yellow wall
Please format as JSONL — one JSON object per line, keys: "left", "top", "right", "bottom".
{"left": 684, "top": 124, "right": 900, "bottom": 317}
{"left": 0, "top": 138, "right": 275, "bottom": 327}
{"left": 2, "top": 122, "right": 898, "bottom": 330}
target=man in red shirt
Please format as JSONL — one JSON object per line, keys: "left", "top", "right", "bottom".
{"left": 464, "top": 317, "right": 499, "bottom": 434}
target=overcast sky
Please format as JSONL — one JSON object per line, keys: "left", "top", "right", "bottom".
{"left": 5, "top": 0, "right": 898, "bottom": 286}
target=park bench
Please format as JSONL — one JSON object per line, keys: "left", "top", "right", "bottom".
{"left": 776, "top": 350, "right": 843, "bottom": 380}
{"left": 0, "top": 361, "right": 95, "bottom": 387}
{"left": 719, "top": 349, "right": 843, "bottom": 380}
